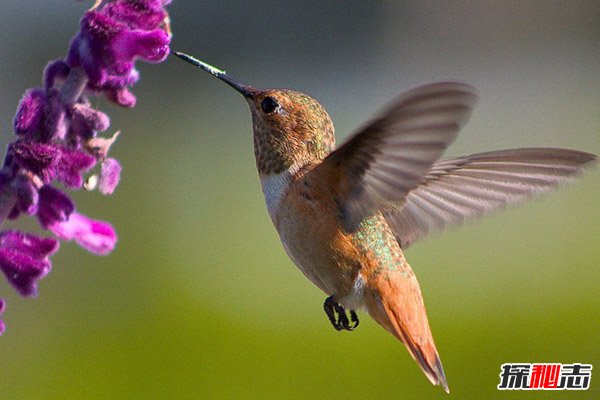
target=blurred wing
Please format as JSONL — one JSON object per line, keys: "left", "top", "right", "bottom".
{"left": 314, "top": 82, "right": 478, "bottom": 232}
{"left": 384, "top": 148, "right": 597, "bottom": 248}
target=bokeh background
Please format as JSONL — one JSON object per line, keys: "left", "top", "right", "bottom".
{"left": 1, "top": 1, "right": 599, "bottom": 399}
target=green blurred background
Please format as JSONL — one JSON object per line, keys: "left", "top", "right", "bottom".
{"left": 1, "top": 1, "right": 599, "bottom": 399}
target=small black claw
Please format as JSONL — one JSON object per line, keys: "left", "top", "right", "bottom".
{"left": 324, "top": 296, "right": 342, "bottom": 331}
{"left": 323, "top": 296, "right": 359, "bottom": 332}
{"left": 349, "top": 310, "right": 359, "bottom": 330}
{"left": 334, "top": 302, "right": 350, "bottom": 329}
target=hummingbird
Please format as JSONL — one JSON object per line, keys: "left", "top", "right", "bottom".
{"left": 173, "top": 51, "right": 596, "bottom": 393}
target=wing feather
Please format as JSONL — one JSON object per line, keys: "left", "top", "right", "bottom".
{"left": 313, "top": 82, "right": 478, "bottom": 231}
{"left": 384, "top": 148, "right": 597, "bottom": 248}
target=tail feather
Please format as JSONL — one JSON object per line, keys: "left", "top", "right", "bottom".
{"left": 365, "top": 263, "right": 449, "bottom": 393}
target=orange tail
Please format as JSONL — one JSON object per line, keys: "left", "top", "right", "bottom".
{"left": 364, "top": 263, "right": 449, "bottom": 393}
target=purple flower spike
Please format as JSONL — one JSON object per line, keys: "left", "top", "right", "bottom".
{"left": 37, "top": 186, "right": 75, "bottom": 229}
{"left": 99, "top": 158, "right": 121, "bottom": 195}
{"left": 0, "top": 0, "right": 171, "bottom": 334}
{"left": 13, "top": 89, "right": 46, "bottom": 136}
{"left": 50, "top": 213, "right": 116, "bottom": 255}
{"left": 0, "top": 231, "right": 59, "bottom": 297}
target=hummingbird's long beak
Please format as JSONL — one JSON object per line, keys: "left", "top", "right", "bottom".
{"left": 172, "top": 51, "right": 255, "bottom": 98}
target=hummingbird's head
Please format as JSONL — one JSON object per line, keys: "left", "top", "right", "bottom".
{"left": 173, "top": 52, "right": 335, "bottom": 176}
{"left": 246, "top": 89, "right": 335, "bottom": 175}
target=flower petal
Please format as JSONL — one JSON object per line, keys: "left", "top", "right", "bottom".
{"left": 50, "top": 212, "right": 117, "bottom": 255}
{"left": 71, "top": 103, "right": 110, "bottom": 138}
{"left": 55, "top": 147, "right": 96, "bottom": 188}
{"left": 0, "top": 230, "right": 59, "bottom": 259}
{"left": 104, "top": 0, "right": 168, "bottom": 30}
{"left": 37, "top": 186, "right": 75, "bottom": 228}
{"left": 99, "top": 158, "right": 121, "bottom": 195}
{"left": 113, "top": 28, "right": 171, "bottom": 64}
{"left": 0, "top": 251, "right": 51, "bottom": 297}
{"left": 7, "top": 141, "right": 96, "bottom": 188}
{"left": 13, "top": 89, "right": 46, "bottom": 136}
{"left": 105, "top": 86, "right": 137, "bottom": 107}
{"left": 0, "top": 231, "right": 59, "bottom": 297}
{"left": 7, "top": 140, "right": 60, "bottom": 184}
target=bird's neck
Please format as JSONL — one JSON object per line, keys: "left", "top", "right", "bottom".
{"left": 253, "top": 131, "right": 323, "bottom": 176}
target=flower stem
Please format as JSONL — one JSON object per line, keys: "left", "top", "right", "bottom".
{"left": 59, "top": 67, "right": 89, "bottom": 106}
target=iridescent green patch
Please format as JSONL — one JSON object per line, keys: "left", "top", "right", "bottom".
{"left": 353, "top": 213, "right": 405, "bottom": 276}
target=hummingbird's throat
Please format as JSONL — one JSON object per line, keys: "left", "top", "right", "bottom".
{"left": 252, "top": 123, "right": 296, "bottom": 175}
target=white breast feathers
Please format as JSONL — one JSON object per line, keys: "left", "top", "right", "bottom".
{"left": 260, "top": 168, "right": 295, "bottom": 221}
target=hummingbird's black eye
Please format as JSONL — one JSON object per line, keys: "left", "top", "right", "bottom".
{"left": 261, "top": 97, "right": 279, "bottom": 114}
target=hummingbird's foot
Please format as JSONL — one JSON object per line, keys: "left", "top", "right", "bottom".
{"left": 349, "top": 309, "right": 359, "bottom": 329}
{"left": 323, "top": 296, "right": 359, "bottom": 331}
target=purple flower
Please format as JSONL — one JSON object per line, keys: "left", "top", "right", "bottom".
{"left": 50, "top": 212, "right": 116, "bottom": 256}
{"left": 0, "top": 0, "right": 171, "bottom": 334}
{"left": 6, "top": 141, "right": 59, "bottom": 184}
{"left": 36, "top": 186, "right": 75, "bottom": 229}
{"left": 0, "top": 231, "right": 59, "bottom": 297}
{"left": 54, "top": 146, "right": 97, "bottom": 188}
{"left": 7, "top": 141, "right": 95, "bottom": 188}
{"left": 99, "top": 158, "right": 121, "bottom": 195}
{"left": 105, "top": 0, "right": 170, "bottom": 30}
{"left": 67, "top": 0, "right": 171, "bottom": 106}
{"left": 13, "top": 89, "right": 46, "bottom": 136}
{"left": 71, "top": 103, "right": 110, "bottom": 138}
{"left": 88, "top": 71, "right": 140, "bottom": 107}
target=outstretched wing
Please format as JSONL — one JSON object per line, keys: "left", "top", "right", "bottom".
{"left": 312, "top": 82, "right": 478, "bottom": 232}
{"left": 384, "top": 148, "right": 597, "bottom": 248}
